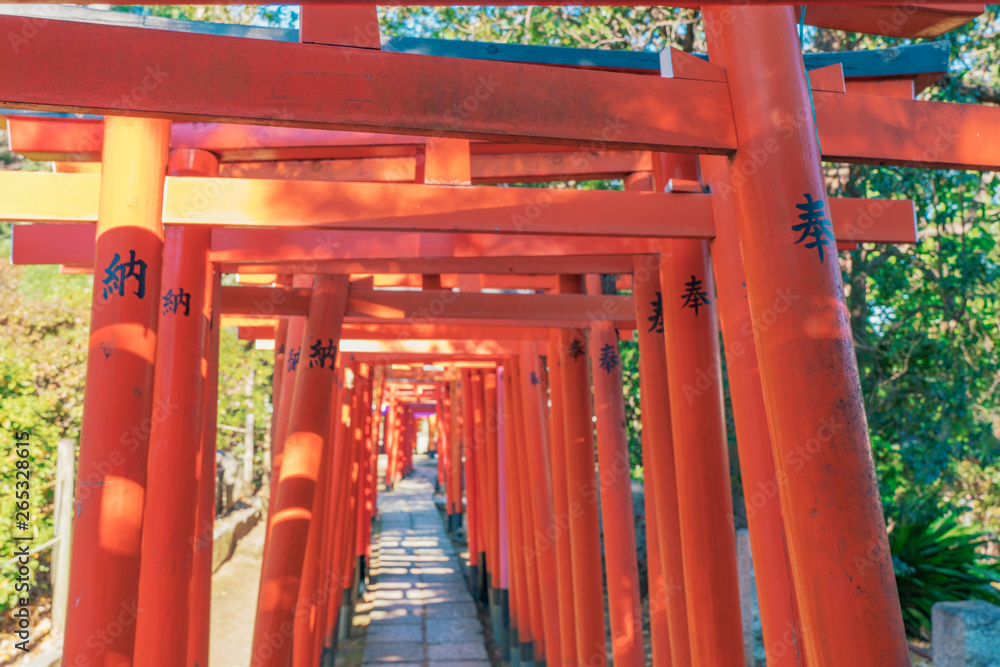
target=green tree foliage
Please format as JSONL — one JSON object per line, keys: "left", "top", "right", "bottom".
{"left": 215, "top": 327, "right": 275, "bottom": 490}
{"left": 0, "top": 230, "right": 90, "bottom": 612}
{"left": 889, "top": 514, "right": 1000, "bottom": 638}
{"left": 814, "top": 9, "right": 1000, "bottom": 527}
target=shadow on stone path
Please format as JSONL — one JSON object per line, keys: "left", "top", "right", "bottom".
{"left": 359, "top": 461, "right": 490, "bottom": 667}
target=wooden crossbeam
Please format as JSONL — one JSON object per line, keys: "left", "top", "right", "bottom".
{"left": 0, "top": 3, "right": 981, "bottom": 39}
{"left": 1, "top": 18, "right": 994, "bottom": 169}
{"left": 221, "top": 152, "right": 652, "bottom": 184}
{"left": 220, "top": 256, "right": 644, "bottom": 275}
{"left": 0, "top": 172, "right": 714, "bottom": 237}
{"left": 0, "top": 171, "right": 915, "bottom": 240}
{"left": 343, "top": 338, "right": 522, "bottom": 361}
{"left": 238, "top": 323, "right": 553, "bottom": 341}
{"left": 0, "top": 17, "right": 736, "bottom": 153}
{"left": 48, "top": 151, "right": 651, "bottom": 184}
{"left": 339, "top": 316, "right": 638, "bottom": 331}
{"left": 10, "top": 225, "right": 662, "bottom": 266}
{"left": 361, "top": 274, "right": 558, "bottom": 290}
{"left": 815, "top": 91, "right": 1000, "bottom": 171}
{"left": 221, "top": 285, "right": 636, "bottom": 327}
{"left": 9, "top": 190, "right": 916, "bottom": 269}
{"left": 796, "top": 3, "right": 984, "bottom": 38}
{"left": 6, "top": 116, "right": 424, "bottom": 163}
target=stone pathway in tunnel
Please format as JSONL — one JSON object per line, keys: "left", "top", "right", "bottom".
{"left": 361, "top": 458, "right": 491, "bottom": 666}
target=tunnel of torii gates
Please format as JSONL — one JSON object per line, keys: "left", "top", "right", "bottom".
{"left": 1, "top": 1, "right": 998, "bottom": 666}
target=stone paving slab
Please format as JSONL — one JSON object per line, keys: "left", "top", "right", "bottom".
{"left": 366, "top": 624, "right": 425, "bottom": 643}
{"left": 363, "top": 642, "right": 426, "bottom": 663}
{"left": 427, "top": 643, "right": 489, "bottom": 661}
{"left": 357, "top": 460, "right": 491, "bottom": 667}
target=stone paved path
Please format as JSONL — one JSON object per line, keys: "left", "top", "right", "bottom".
{"left": 209, "top": 519, "right": 265, "bottom": 667}
{"left": 361, "top": 462, "right": 489, "bottom": 666}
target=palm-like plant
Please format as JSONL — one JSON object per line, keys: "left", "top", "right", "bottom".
{"left": 889, "top": 515, "right": 1000, "bottom": 639}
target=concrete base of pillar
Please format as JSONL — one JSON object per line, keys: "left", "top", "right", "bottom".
{"left": 337, "top": 589, "right": 353, "bottom": 641}
{"left": 357, "top": 555, "right": 368, "bottom": 596}
{"left": 489, "top": 579, "right": 508, "bottom": 660}
{"left": 476, "top": 552, "right": 488, "bottom": 604}
{"left": 494, "top": 588, "right": 510, "bottom": 660}
{"left": 320, "top": 630, "right": 337, "bottom": 667}
{"left": 510, "top": 628, "right": 521, "bottom": 667}
{"left": 446, "top": 512, "right": 463, "bottom": 535}
{"left": 520, "top": 637, "right": 535, "bottom": 667}
{"left": 468, "top": 563, "right": 480, "bottom": 598}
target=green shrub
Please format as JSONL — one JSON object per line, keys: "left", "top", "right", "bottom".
{"left": 889, "top": 515, "right": 1000, "bottom": 639}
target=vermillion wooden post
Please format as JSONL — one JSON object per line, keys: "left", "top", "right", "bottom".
{"left": 518, "top": 343, "right": 564, "bottom": 667}
{"left": 620, "top": 217, "right": 674, "bottom": 667}
{"left": 354, "top": 365, "right": 373, "bottom": 583}
{"left": 628, "top": 247, "right": 692, "bottom": 667}
{"left": 435, "top": 396, "right": 448, "bottom": 491}
{"left": 703, "top": 7, "right": 908, "bottom": 662}
{"left": 398, "top": 405, "right": 408, "bottom": 477}
{"left": 395, "top": 401, "right": 405, "bottom": 484}
{"left": 405, "top": 409, "right": 415, "bottom": 474}
{"left": 510, "top": 361, "right": 547, "bottom": 665}
{"left": 385, "top": 401, "right": 401, "bottom": 488}
{"left": 320, "top": 377, "right": 353, "bottom": 664}
{"left": 463, "top": 370, "right": 482, "bottom": 593}
{"left": 251, "top": 274, "right": 350, "bottom": 667}
{"left": 313, "top": 378, "right": 344, "bottom": 667}
{"left": 484, "top": 370, "right": 505, "bottom": 645}
{"left": 502, "top": 366, "right": 532, "bottom": 665}
{"left": 63, "top": 116, "right": 170, "bottom": 666}
{"left": 701, "top": 155, "right": 803, "bottom": 664}
{"left": 496, "top": 367, "right": 513, "bottom": 661}
{"left": 447, "top": 381, "right": 463, "bottom": 534}
{"left": 265, "top": 312, "right": 307, "bottom": 539}
{"left": 368, "top": 366, "right": 384, "bottom": 546}
{"left": 544, "top": 332, "right": 578, "bottom": 667}
{"left": 191, "top": 257, "right": 223, "bottom": 666}
{"left": 134, "top": 148, "right": 217, "bottom": 667}
{"left": 383, "top": 399, "right": 395, "bottom": 488}
{"left": 270, "top": 316, "right": 290, "bottom": 479}
{"left": 336, "top": 366, "right": 366, "bottom": 642}
{"left": 584, "top": 275, "right": 644, "bottom": 667}
{"left": 557, "top": 276, "right": 607, "bottom": 667}
{"left": 644, "top": 478, "right": 670, "bottom": 667}
{"left": 396, "top": 406, "right": 406, "bottom": 479}
{"left": 471, "top": 370, "right": 490, "bottom": 603}
{"left": 429, "top": 412, "right": 438, "bottom": 456}
{"left": 654, "top": 157, "right": 744, "bottom": 666}
{"left": 293, "top": 362, "right": 343, "bottom": 667}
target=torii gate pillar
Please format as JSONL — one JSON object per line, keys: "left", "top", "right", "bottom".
{"left": 556, "top": 276, "right": 607, "bottom": 667}
{"left": 63, "top": 116, "right": 170, "bottom": 666}
{"left": 704, "top": 6, "right": 908, "bottom": 663}
{"left": 654, "top": 184, "right": 744, "bottom": 664}
{"left": 584, "top": 276, "right": 642, "bottom": 667}
{"left": 251, "top": 274, "right": 350, "bottom": 667}
{"left": 134, "top": 148, "right": 218, "bottom": 667}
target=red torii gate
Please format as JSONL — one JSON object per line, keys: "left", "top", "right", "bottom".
{"left": 2, "top": 2, "right": 998, "bottom": 667}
